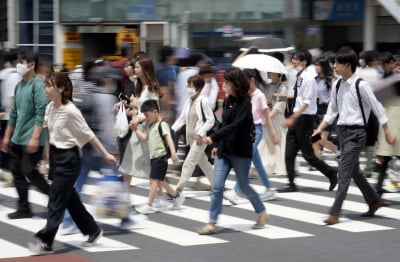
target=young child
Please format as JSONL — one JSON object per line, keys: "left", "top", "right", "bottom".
{"left": 133, "top": 99, "right": 185, "bottom": 214}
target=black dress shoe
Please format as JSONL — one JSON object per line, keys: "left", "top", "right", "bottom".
{"left": 8, "top": 210, "right": 33, "bottom": 219}
{"left": 277, "top": 184, "right": 297, "bottom": 193}
{"left": 329, "top": 175, "right": 338, "bottom": 191}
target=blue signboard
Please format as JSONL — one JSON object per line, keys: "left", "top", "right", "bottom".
{"left": 314, "top": 0, "right": 365, "bottom": 20}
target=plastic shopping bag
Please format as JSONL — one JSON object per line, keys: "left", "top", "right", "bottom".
{"left": 92, "top": 174, "right": 130, "bottom": 218}
{"left": 113, "top": 104, "right": 129, "bottom": 138}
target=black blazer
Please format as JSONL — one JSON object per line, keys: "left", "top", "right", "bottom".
{"left": 211, "top": 96, "right": 254, "bottom": 158}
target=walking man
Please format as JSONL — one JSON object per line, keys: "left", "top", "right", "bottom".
{"left": 313, "top": 47, "right": 396, "bottom": 225}
{"left": 278, "top": 49, "right": 338, "bottom": 193}
{"left": 1, "top": 50, "right": 50, "bottom": 219}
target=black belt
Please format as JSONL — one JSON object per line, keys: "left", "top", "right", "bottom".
{"left": 338, "top": 125, "right": 365, "bottom": 130}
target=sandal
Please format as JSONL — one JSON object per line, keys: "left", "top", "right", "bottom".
{"left": 196, "top": 224, "right": 217, "bottom": 235}
{"left": 252, "top": 213, "right": 269, "bottom": 229}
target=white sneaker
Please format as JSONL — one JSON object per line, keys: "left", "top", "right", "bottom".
{"left": 59, "top": 224, "right": 79, "bottom": 235}
{"left": 136, "top": 204, "right": 157, "bottom": 214}
{"left": 260, "top": 190, "right": 277, "bottom": 201}
{"left": 172, "top": 193, "right": 185, "bottom": 210}
{"left": 223, "top": 190, "right": 240, "bottom": 205}
{"left": 153, "top": 197, "right": 172, "bottom": 209}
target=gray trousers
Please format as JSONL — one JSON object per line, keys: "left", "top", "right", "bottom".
{"left": 330, "top": 126, "right": 380, "bottom": 215}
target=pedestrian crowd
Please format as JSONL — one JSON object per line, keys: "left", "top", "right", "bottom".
{"left": 0, "top": 45, "right": 399, "bottom": 255}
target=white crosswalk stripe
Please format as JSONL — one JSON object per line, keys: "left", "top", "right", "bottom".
{"left": 0, "top": 151, "right": 399, "bottom": 259}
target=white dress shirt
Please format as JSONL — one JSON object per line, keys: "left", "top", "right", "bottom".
{"left": 293, "top": 66, "right": 318, "bottom": 115}
{"left": 323, "top": 73, "right": 388, "bottom": 126}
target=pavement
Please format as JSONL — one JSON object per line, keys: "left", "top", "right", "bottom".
{"left": 0, "top": 150, "right": 399, "bottom": 262}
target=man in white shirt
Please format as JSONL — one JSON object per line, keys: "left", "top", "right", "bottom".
{"left": 0, "top": 49, "right": 21, "bottom": 172}
{"left": 278, "top": 49, "right": 338, "bottom": 193}
{"left": 313, "top": 47, "right": 396, "bottom": 225}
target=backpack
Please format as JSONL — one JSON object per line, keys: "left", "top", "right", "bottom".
{"left": 335, "top": 78, "right": 379, "bottom": 147}
{"left": 157, "top": 121, "right": 178, "bottom": 158}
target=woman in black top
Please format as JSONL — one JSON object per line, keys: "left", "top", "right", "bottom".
{"left": 197, "top": 67, "right": 268, "bottom": 235}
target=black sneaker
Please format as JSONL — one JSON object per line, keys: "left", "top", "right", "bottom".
{"left": 27, "top": 240, "right": 53, "bottom": 255}
{"left": 82, "top": 228, "right": 103, "bottom": 247}
{"left": 8, "top": 210, "right": 33, "bottom": 219}
{"left": 277, "top": 184, "right": 297, "bottom": 193}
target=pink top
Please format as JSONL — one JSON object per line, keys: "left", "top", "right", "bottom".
{"left": 251, "top": 88, "right": 269, "bottom": 125}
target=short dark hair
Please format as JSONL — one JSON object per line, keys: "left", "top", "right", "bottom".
{"left": 379, "top": 51, "right": 394, "bottom": 64}
{"left": 187, "top": 74, "right": 205, "bottom": 92}
{"left": 140, "top": 99, "right": 159, "bottom": 113}
{"left": 364, "top": 50, "right": 380, "bottom": 65}
{"left": 159, "top": 46, "right": 174, "bottom": 63}
{"left": 294, "top": 48, "right": 312, "bottom": 67}
{"left": 17, "top": 49, "right": 39, "bottom": 72}
{"left": 269, "top": 52, "right": 284, "bottom": 63}
{"left": 335, "top": 46, "right": 358, "bottom": 73}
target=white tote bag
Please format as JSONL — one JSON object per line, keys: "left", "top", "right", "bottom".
{"left": 113, "top": 104, "right": 129, "bottom": 138}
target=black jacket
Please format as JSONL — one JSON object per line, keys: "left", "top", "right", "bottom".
{"left": 211, "top": 96, "right": 254, "bottom": 158}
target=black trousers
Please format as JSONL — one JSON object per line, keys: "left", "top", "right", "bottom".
{"left": 36, "top": 145, "right": 99, "bottom": 247}
{"left": 9, "top": 143, "right": 49, "bottom": 212}
{"left": 285, "top": 115, "right": 337, "bottom": 186}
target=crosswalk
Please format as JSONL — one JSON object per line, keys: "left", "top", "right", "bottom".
{"left": 0, "top": 152, "right": 399, "bottom": 259}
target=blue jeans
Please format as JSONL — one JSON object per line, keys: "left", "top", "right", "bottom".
{"left": 233, "top": 124, "right": 271, "bottom": 191}
{"left": 62, "top": 154, "right": 127, "bottom": 228}
{"left": 209, "top": 155, "right": 266, "bottom": 223}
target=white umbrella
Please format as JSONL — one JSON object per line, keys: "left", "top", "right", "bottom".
{"left": 232, "top": 54, "right": 287, "bottom": 74}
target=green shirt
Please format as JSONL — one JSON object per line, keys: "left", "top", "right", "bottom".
{"left": 148, "top": 121, "right": 170, "bottom": 159}
{"left": 8, "top": 76, "right": 49, "bottom": 146}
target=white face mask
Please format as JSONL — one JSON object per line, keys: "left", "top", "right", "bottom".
{"left": 186, "top": 87, "right": 197, "bottom": 97}
{"left": 295, "top": 65, "right": 303, "bottom": 72}
{"left": 16, "top": 63, "right": 30, "bottom": 76}
{"left": 265, "top": 78, "right": 273, "bottom": 85}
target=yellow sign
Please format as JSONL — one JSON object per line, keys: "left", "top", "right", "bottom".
{"left": 116, "top": 28, "right": 139, "bottom": 54}
{"left": 63, "top": 48, "right": 82, "bottom": 69}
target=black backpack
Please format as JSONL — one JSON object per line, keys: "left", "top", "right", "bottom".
{"left": 336, "top": 78, "right": 379, "bottom": 147}
{"left": 157, "top": 121, "right": 178, "bottom": 158}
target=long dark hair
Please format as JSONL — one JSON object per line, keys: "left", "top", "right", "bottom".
{"left": 242, "top": 68, "right": 267, "bottom": 89}
{"left": 133, "top": 57, "right": 162, "bottom": 98}
{"left": 46, "top": 72, "right": 73, "bottom": 105}
{"left": 223, "top": 67, "right": 250, "bottom": 101}
{"left": 316, "top": 56, "right": 334, "bottom": 89}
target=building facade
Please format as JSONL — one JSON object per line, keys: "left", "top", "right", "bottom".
{"left": 2, "top": 0, "right": 399, "bottom": 68}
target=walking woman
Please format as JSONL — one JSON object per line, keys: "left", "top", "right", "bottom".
{"left": 312, "top": 56, "right": 339, "bottom": 158}
{"left": 258, "top": 71, "right": 288, "bottom": 176}
{"left": 224, "top": 68, "right": 279, "bottom": 204}
{"left": 119, "top": 57, "right": 162, "bottom": 194}
{"left": 28, "top": 72, "right": 117, "bottom": 255}
{"left": 197, "top": 67, "right": 269, "bottom": 235}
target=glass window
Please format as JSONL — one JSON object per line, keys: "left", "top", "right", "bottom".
{"left": 39, "top": 0, "right": 54, "bottom": 21}
{"left": 39, "top": 23, "right": 53, "bottom": 44}
{"left": 19, "top": 23, "right": 34, "bottom": 44}
{"left": 19, "top": 0, "right": 33, "bottom": 21}
{"left": 38, "top": 46, "right": 54, "bottom": 61}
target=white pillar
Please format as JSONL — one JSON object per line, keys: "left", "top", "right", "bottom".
{"left": 363, "top": 0, "right": 376, "bottom": 50}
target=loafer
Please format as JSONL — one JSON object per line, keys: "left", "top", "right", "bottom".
{"left": 324, "top": 215, "right": 339, "bottom": 225}
{"left": 361, "top": 199, "right": 383, "bottom": 217}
